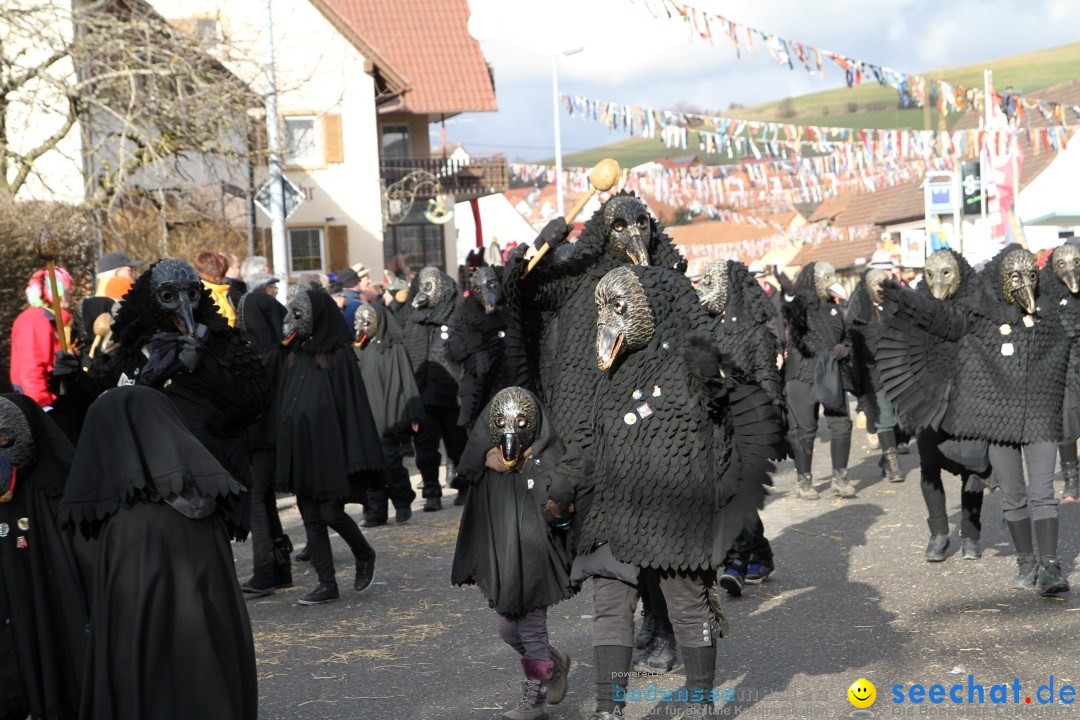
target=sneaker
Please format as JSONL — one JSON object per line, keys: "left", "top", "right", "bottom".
{"left": 866, "top": 433, "right": 879, "bottom": 450}
{"left": 830, "top": 469, "right": 857, "bottom": 498}
{"left": 295, "top": 545, "right": 312, "bottom": 562}
{"left": 925, "top": 533, "right": 949, "bottom": 562}
{"left": 635, "top": 612, "right": 655, "bottom": 649}
{"left": 395, "top": 505, "right": 413, "bottom": 524}
{"left": 355, "top": 552, "right": 376, "bottom": 593}
{"left": 744, "top": 559, "right": 774, "bottom": 584}
{"left": 423, "top": 496, "right": 442, "bottom": 512}
{"left": 588, "top": 710, "right": 624, "bottom": 719}
{"left": 961, "top": 537, "right": 981, "bottom": 560}
{"left": 362, "top": 516, "right": 387, "bottom": 528}
{"left": 633, "top": 636, "right": 677, "bottom": 674}
{"left": 453, "top": 491, "right": 468, "bottom": 506}
{"left": 795, "top": 473, "right": 820, "bottom": 500}
{"left": 298, "top": 582, "right": 340, "bottom": 605}
{"left": 1037, "top": 557, "right": 1070, "bottom": 596}
{"left": 1012, "top": 553, "right": 1038, "bottom": 590}
{"left": 719, "top": 565, "right": 745, "bottom": 596}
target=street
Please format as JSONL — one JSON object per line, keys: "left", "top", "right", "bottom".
{"left": 238, "top": 422, "right": 1080, "bottom": 719}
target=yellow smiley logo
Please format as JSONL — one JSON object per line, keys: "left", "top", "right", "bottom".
{"left": 848, "top": 678, "right": 876, "bottom": 709}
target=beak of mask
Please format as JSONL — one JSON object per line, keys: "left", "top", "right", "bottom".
{"left": 828, "top": 283, "right": 847, "bottom": 301}
{"left": 596, "top": 323, "right": 623, "bottom": 372}
{"left": 1062, "top": 268, "right": 1080, "bottom": 295}
{"left": 411, "top": 292, "right": 429, "bottom": 309}
{"left": 499, "top": 433, "right": 521, "bottom": 467}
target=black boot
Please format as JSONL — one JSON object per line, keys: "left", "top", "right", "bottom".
{"left": 635, "top": 612, "right": 655, "bottom": 649}
{"left": 273, "top": 534, "right": 294, "bottom": 588}
{"left": 593, "top": 645, "right": 632, "bottom": 715}
{"left": 1037, "top": 558, "right": 1070, "bottom": 595}
{"left": 1007, "top": 518, "right": 1036, "bottom": 589}
{"left": 363, "top": 487, "right": 389, "bottom": 527}
{"left": 295, "top": 544, "right": 312, "bottom": 562}
{"left": 454, "top": 485, "right": 468, "bottom": 506}
{"left": 1062, "top": 461, "right": 1079, "bottom": 502}
{"left": 925, "top": 533, "right": 949, "bottom": 562}
{"left": 645, "top": 644, "right": 717, "bottom": 719}
{"left": 879, "top": 429, "right": 903, "bottom": 482}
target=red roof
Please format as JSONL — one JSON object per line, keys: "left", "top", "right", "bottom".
{"left": 319, "top": 0, "right": 497, "bottom": 116}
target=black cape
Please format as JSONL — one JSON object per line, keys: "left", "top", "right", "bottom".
{"left": 782, "top": 262, "right": 854, "bottom": 392}
{"left": 0, "top": 395, "right": 89, "bottom": 720}
{"left": 447, "top": 295, "right": 508, "bottom": 427}
{"left": 581, "top": 267, "right": 779, "bottom": 572}
{"left": 237, "top": 289, "right": 287, "bottom": 450}
{"left": 1039, "top": 257, "right": 1080, "bottom": 441}
{"left": 399, "top": 271, "right": 464, "bottom": 410}
{"left": 60, "top": 386, "right": 256, "bottom": 720}
{"left": 451, "top": 392, "right": 576, "bottom": 615}
{"left": 502, "top": 192, "right": 687, "bottom": 449}
{"left": 846, "top": 270, "right": 891, "bottom": 396}
{"left": 278, "top": 291, "right": 384, "bottom": 500}
{"left": 354, "top": 303, "right": 425, "bottom": 438}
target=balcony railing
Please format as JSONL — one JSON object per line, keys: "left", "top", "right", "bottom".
{"left": 380, "top": 155, "right": 508, "bottom": 203}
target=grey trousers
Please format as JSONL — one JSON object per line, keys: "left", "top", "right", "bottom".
{"left": 988, "top": 442, "right": 1058, "bottom": 522}
{"left": 593, "top": 572, "right": 712, "bottom": 649}
{"left": 496, "top": 608, "right": 550, "bottom": 661}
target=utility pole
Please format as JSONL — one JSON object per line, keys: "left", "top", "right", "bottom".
{"left": 551, "top": 54, "right": 565, "bottom": 217}
{"left": 263, "top": 0, "right": 288, "bottom": 294}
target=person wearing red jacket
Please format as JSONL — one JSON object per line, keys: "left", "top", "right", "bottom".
{"left": 9, "top": 267, "right": 72, "bottom": 407}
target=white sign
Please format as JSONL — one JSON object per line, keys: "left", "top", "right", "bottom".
{"left": 254, "top": 177, "right": 305, "bottom": 220}
{"left": 900, "top": 229, "right": 927, "bottom": 268}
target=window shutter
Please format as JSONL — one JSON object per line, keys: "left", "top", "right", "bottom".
{"left": 258, "top": 228, "right": 273, "bottom": 267}
{"left": 328, "top": 225, "right": 348, "bottom": 270}
{"left": 322, "top": 114, "right": 344, "bottom": 164}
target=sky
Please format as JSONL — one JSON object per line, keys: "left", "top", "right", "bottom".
{"left": 446, "top": 0, "right": 1080, "bottom": 162}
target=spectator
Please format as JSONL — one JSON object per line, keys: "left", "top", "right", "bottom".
{"left": 224, "top": 252, "right": 246, "bottom": 310}
{"left": 240, "top": 256, "right": 270, "bottom": 288}
{"left": 193, "top": 251, "right": 237, "bottom": 326}
{"left": 95, "top": 251, "right": 142, "bottom": 300}
{"left": 335, "top": 267, "right": 363, "bottom": 327}
{"left": 10, "top": 267, "right": 73, "bottom": 407}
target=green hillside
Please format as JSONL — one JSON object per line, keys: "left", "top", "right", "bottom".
{"left": 558, "top": 42, "right": 1080, "bottom": 168}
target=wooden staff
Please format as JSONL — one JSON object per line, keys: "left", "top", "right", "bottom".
{"left": 523, "top": 158, "right": 620, "bottom": 277}
{"left": 34, "top": 228, "right": 68, "bottom": 354}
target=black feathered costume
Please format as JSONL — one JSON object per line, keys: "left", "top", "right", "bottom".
{"left": 581, "top": 266, "right": 781, "bottom": 714}
{"left": 60, "top": 386, "right": 256, "bottom": 720}
{"left": 278, "top": 289, "right": 384, "bottom": 593}
{"left": 399, "top": 268, "right": 468, "bottom": 503}
{"left": 353, "top": 302, "right": 424, "bottom": 524}
{"left": 0, "top": 394, "right": 89, "bottom": 720}
{"left": 447, "top": 267, "right": 508, "bottom": 428}
{"left": 782, "top": 262, "right": 855, "bottom": 493}
{"left": 881, "top": 246, "right": 1074, "bottom": 592}
{"left": 235, "top": 288, "right": 293, "bottom": 592}
{"left": 501, "top": 192, "right": 687, "bottom": 449}
{"left": 876, "top": 249, "right": 985, "bottom": 554}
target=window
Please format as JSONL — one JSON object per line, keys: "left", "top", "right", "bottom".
{"left": 384, "top": 224, "right": 444, "bottom": 275}
{"left": 381, "top": 125, "right": 410, "bottom": 159}
{"left": 284, "top": 116, "right": 319, "bottom": 165}
{"left": 288, "top": 227, "right": 324, "bottom": 273}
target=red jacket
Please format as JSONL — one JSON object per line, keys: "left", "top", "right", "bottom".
{"left": 9, "top": 306, "right": 71, "bottom": 407}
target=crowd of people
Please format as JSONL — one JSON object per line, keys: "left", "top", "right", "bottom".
{"left": 2, "top": 196, "right": 1078, "bottom": 719}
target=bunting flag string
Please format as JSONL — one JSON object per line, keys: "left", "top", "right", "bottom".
{"left": 561, "top": 93, "right": 1074, "bottom": 163}
{"left": 631, "top": 0, "right": 1080, "bottom": 126}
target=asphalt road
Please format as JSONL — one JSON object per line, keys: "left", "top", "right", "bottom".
{"left": 236, "top": 420, "right": 1080, "bottom": 720}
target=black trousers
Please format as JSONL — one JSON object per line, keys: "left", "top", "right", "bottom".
{"left": 297, "top": 495, "right": 374, "bottom": 586}
{"left": 786, "top": 380, "right": 852, "bottom": 475}
{"left": 364, "top": 431, "right": 418, "bottom": 522}
{"left": 593, "top": 572, "right": 712, "bottom": 649}
{"left": 414, "top": 404, "right": 467, "bottom": 498}
{"left": 250, "top": 449, "right": 285, "bottom": 582}
{"left": 916, "top": 428, "right": 984, "bottom": 539}
{"left": 725, "top": 518, "right": 774, "bottom": 564}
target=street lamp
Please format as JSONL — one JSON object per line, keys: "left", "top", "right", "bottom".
{"left": 552, "top": 46, "right": 584, "bottom": 217}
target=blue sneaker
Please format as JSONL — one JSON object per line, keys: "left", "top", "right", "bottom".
{"left": 719, "top": 564, "right": 745, "bottom": 596}
{"left": 744, "top": 559, "right": 774, "bottom": 584}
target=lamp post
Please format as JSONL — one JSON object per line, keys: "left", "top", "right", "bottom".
{"left": 551, "top": 46, "right": 584, "bottom": 217}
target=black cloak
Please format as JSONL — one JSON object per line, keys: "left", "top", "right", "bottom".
{"left": 846, "top": 269, "right": 890, "bottom": 396}
{"left": 398, "top": 271, "right": 464, "bottom": 409}
{"left": 354, "top": 303, "right": 425, "bottom": 438}
{"left": 582, "top": 267, "right": 779, "bottom": 572}
{"left": 447, "top": 287, "right": 508, "bottom": 427}
{"left": 451, "top": 392, "right": 576, "bottom": 616}
{"left": 706, "top": 260, "right": 782, "bottom": 403}
{"left": 0, "top": 394, "right": 89, "bottom": 720}
{"left": 501, "top": 192, "right": 687, "bottom": 448}
{"left": 782, "top": 262, "right": 854, "bottom": 392}
{"left": 881, "top": 246, "right": 1071, "bottom": 445}
{"left": 278, "top": 290, "right": 384, "bottom": 501}
{"left": 877, "top": 250, "right": 978, "bottom": 432}
{"left": 1038, "top": 256, "right": 1080, "bottom": 441}
{"left": 59, "top": 386, "right": 256, "bottom": 720}
{"left": 237, "top": 289, "right": 287, "bottom": 451}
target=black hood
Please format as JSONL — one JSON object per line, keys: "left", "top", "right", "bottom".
{"left": 573, "top": 190, "right": 687, "bottom": 273}
{"left": 60, "top": 386, "right": 243, "bottom": 534}
{"left": 915, "top": 248, "right": 979, "bottom": 305}
{"left": 958, "top": 244, "right": 1028, "bottom": 325}
{"left": 456, "top": 389, "right": 564, "bottom": 485}
{"left": 368, "top": 301, "right": 405, "bottom": 355}
{"left": 404, "top": 269, "right": 459, "bottom": 326}
{"left": 845, "top": 268, "right": 881, "bottom": 326}
{"left": 792, "top": 262, "right": 830, "bottom": 307}
{"left": 720, "top": 260, "right": 776, "bottom": 325}
{"left": 1, "top": 393, "right": 74, "bottom": 498}
{"left": 112, "top": 260, "right": 226, "bottom": 348}
{"left": 238, "top": 289, "right": 286, "bottom": 354}
{"left": 290, "top": 289, "right": 353, "bottom": 355}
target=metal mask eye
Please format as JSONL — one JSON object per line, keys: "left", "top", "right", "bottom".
{"left": 186, "top": 288, "right": 200, "bottom": 301}
{"left": 636, "top": 215, "right": 649, "bottom": 228}
{"left": 159, "top": 289, "right": 177, "bottom": 304}
{"left": 614, "top": 299, "right": 627, "bottom": 314}
{"left": 612, "top": 219, "right": 627, "bottom": 232}
{"left": 516, "top": 416, "right": 527, "bottom": 428}
{"left": 0, "top": 432, "right": 14, "bottom": 449}
{"left": 702, "top": 277, "right": 712, "bottom": 286}
{"left": 495, "top": 416, "right": 505, "bottom": 428}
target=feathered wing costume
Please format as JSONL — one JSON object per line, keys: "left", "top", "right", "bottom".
{"left": 501, "top": 192, "right": 687, "bottom": 448}
{"left": 60, "top": 386, "right": 256, "bottom": 720}
{"left": 0, "top": 395, "right": 89, "bottom": 720}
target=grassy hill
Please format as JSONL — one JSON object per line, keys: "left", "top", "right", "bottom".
{"left": 558, "top": 42, "right": 1080, "bottom": 168}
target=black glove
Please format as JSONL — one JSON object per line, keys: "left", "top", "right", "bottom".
{"left": 776, "top": 267, "right": 795, "bottom": 295}
{"left": 178, "top": 336, "right": 201, "bottom": 372}
{"left": 534, "top": 218, "right": 569, "bottom": 251}
{"left": 832, "top": 343, "right": 849, "bottom": 360}
{"left": 52, "top": 352, "right": 81, "bottom": 380}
